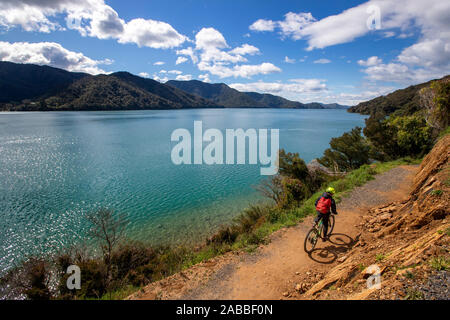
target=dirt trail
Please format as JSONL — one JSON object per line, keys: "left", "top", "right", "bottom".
{"left": 130, "top": 165, "right": 417, "bottom": 300}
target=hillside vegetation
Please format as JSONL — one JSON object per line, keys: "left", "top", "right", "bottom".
{"left": 348, "top": 75, "right": 450, "bottom": 117}
{"left": 0, "top": 62, "right": 346, "bottom": 111}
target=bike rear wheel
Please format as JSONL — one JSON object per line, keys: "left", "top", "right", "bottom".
{"left": 304, "top": 228, "right": 319, "bottom": 253}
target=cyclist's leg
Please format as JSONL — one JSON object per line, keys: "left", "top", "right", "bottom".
{"left": 314, "top": 211, "right": 323, "bottom": 225}
{"left": 322, "top": 214, "right": 329, "bottom": 238}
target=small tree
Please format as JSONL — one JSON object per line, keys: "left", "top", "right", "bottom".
{"left": 319, "top": 127, "right": 370, "bottom": 171}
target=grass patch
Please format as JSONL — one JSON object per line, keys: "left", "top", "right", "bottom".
{"left": 430, "top": 189, "right": 443, "bottom": 196}
{"left": 429, "top": 256, "right": 449, "bottom": 271}
{"left": 405, "top": 289, "right": 424, "bottom": 300}
{"left": 375, "top": 253, "right": 386, "bottom": 262}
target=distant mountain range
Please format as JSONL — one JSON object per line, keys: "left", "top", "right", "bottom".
{"left": 0, "top": 61, "right": 348, "bottom": 111}
{"left": 166, "top": 80, "right": 348, "bottom": 109}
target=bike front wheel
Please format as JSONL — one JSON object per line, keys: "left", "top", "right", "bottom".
{"left": 304, "top": 228, "right": 319, "bottom": 253}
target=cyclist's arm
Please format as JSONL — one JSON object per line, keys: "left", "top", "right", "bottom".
{"left": 331, "top": 198, "right": 338, "bottom": 215}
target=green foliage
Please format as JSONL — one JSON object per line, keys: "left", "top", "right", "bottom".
{"left": 405, "top": 289, "right": 424, "bottom": 300}
{"left": 348, "top": 75, "right": 449, "bottom": 116}
{"left": 420, "top": 79, "right": 450, "bottom": 134}
{"left": 364, "top": 115, "right": 432, "bottom": 160}
{"left": 376, "top": 253, "right": 386, "bottom": 262}
{"left": 430, "top": 189, "right": 443, "bottom": 196}
{"left": 429, "top": 256, "right": 449, "bottom": 271}
{"left": 318, "top": 127, "right": 371, "bottom": 171}
{"left": 388, "top": 115, "right": 432, "bottom": 157}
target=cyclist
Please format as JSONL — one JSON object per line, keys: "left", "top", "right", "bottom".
{"left": 314, "top": 187, "right": 338, "bottom": 241}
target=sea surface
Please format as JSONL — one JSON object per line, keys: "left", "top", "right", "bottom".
{"left": 0, "top": 108, "right": 366, "bottom": 272}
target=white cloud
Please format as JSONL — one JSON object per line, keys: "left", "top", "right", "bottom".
{"left": 152, "top": 73, "right": 168, "bottom": 83}
{"left": 195, "top": 27, "right": 228, "bottom": 51}
{"left": 230, "top": 79, "right": 327, "bottom": 95}
{"left": 0, "top": 0, "right": 187, "bottom": 49}
{"left": 198, "top": 62, "right": 281, "bottom": 79}
{"left": 168, "top": 70, "right": 182, "bottom": 75}
{"left": 118, "top": 18, "right": 186, "bottom": 49}
{"left": 0, "top": 41, "right": 108, "bottom": 74}
{"left": 229, "top": 44, "right": 260, "bottom": 56}
{"left": 277, "top": 12, "right": 316, "bottom": 40}
{"left": 357, "top": 56, "right": 382, "bottom": 67}
{"left": 178, "top": 27, "right": 281, "bottom": 79}
{"left": 153, "top": 61, "right": 165, "bottom": 66}
{"left": 313, "top": 58, "right": 331, "bottom": 64}
{"left": 176, "top": 47, "right": 198, "bottom": 64}
{"left": 175, "top": 56, "right": 188, "bottom": 65}
{"left": 199, "top": 74, "right": 211, "bottom": 83}
{"left": 138, "top": 72, "right": 150, "bottom": 78}
{"left": 175, "top": 74, "right": 192, "bottom": 81}
{"left": 249, "top": 19, "right": 276, "bottom": 32}
{"left": 249, "top": 12, "right": 315, "bottom": 39}
{"left": 284, "top": 56, "right": 295, "bottom": 64}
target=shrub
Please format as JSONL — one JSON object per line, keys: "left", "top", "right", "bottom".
{"left": 318, "top": 127, "right": 371, "bottom": 171}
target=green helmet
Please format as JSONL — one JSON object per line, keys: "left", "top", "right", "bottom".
{"left": 326, "top": 187, "right": 335, "bottom": 195}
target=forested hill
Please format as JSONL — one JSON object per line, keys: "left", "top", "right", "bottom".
{"left": 1, "top": 61, "right": 347, "bottom": 111}
{"left": 0, "top": 61, "right": 87, "bottom": 103}
{"left": 348, "top": 75, "right": 450, "bottom": 116}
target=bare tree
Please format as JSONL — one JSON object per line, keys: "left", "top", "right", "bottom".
{"left": 255, "top": 176, "right": 283, "bottom": 206}
{"left": 86, "top": 208, "right": 128, "bottom": 287}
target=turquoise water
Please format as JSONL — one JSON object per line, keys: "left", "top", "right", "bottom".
{"left": 0, "top": 109, "right": 366, "bottom": 272}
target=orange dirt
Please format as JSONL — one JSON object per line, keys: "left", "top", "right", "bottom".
{"left": 129, "top": 164, "right": 419, "bottom": 300}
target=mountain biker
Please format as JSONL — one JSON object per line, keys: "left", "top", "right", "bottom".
{"left": 314, "top": 187, "right": 338, "bottom": 241}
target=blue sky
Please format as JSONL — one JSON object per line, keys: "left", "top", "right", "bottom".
{"left": 0, "top": 0, "right": 449, "bottom": 105}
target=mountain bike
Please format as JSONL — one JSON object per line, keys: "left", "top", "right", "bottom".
{"left": 304, "top": 213, "right": 335, "bottom": 253}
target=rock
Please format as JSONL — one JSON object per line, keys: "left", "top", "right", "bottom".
{"left": 282, "top": 292, "right": 289, "bottom": 297}
{"left": 337, "top": 255, "right": 348, "bottom": 263}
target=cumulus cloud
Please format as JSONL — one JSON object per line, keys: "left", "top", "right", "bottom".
{"left": 176, "top": 47, "right": 198, "bottom": 64}
{"left": 284, "top": 56, "right": 295, "bottom": 64}
{"left": 198, "top": 61, "right": 281, "bottom": 79}
{"left": 249, "top": 19, "right": 276, "bottom": 32}
{"left": 153, "top": 61, "right": 165, "bottom": 66}
{"left": 249, "top": 12, "right": 315, "bottom": 39}
{"left": 0, "top": 0, "right": 187, "bottom": 49}
{"left": 198, "top": 74, "right": 211, "bottom": 83}
{"left": 0, "top": 41, "right": 108, "bottom": 74}
{"left": 175, "top": 56, "right": 188, "bottom": 65}
{"left": 176, "top": 27, "right": 280, "bottom": 79}
{"left": 229, "top": 44, "right": 260, "bottom": 56}
{"left": 357, "top": 56, "right": 382, "bottom": 66}
{"left": 138, "top": 72, "right": 150, "bottom": 78}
